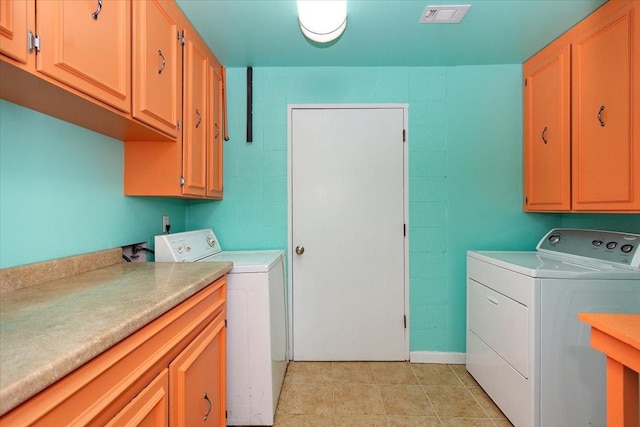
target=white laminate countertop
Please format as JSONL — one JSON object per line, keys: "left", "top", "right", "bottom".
{"left": 0, "top": 261, "right": 232, "bottom": 416}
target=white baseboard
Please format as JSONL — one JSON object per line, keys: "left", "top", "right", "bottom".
{"left": 409, "top": 351, "right": 466, "bottom": 364}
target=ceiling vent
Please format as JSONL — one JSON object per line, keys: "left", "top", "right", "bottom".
{"left": 419, "top": 4, "right": 471, "bottom": 24}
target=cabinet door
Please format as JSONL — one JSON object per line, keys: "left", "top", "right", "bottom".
{"left": 0, "top": 0, "right": 33, "bottom": 64}
{"left": 572, "top": 3, "right": 639, "bottom": 211}
{"left": 523, "top": 43, "right": 571, "bottom": 211}
{"left": 36, "top": 0, "right": 130, "bottom": 113}
{"left": 207, "top": 64, "right": 224, "bottom": 199}
{"left": 132, "top": 0, "right": 180, "bottom": 138}
{"left": 106, "top": 369, "right": 169, "bottom": 427}
{"left": 183, "top": 33, "right": 208, "bottom": 197}
{"left": 169, "top": 313, "right": 226, "bottom": 427}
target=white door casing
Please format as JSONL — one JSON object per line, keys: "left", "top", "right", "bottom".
{"left": 288, "top": 105, "right": 408, "bottom": 361}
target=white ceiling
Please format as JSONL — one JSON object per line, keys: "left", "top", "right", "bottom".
{"left": 176, "top": 0, "right": 607, "bottom": 67}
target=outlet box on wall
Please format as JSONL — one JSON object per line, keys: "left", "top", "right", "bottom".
{"left": 122, "top": 242, "right": 149, "bottom": 262}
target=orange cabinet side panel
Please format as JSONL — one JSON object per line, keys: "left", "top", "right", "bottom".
{"left": 36, "top": 0, "right": 131, "bottom": 113}
{"left": 123, "top": 139, "right": 183, "bottom": 197}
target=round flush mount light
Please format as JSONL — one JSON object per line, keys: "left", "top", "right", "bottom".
{"left": 297, "top": 0, "right": 347, "bottom": 43}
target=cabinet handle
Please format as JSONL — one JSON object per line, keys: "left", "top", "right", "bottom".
{"left": 597, "top": 105, "right": 605, "bottom": 127}
{"left": 91, "top": 0, "right": 102, "bottom": 20}
{"left": 157, "top": 50, "right": 166, "bottom": 75}
{"left": 214, "top": 123, "right": 220, "bottom": 139}
{"left": 541, "top": 126, "right": 548, "bottom": 144}
{"left": 195, "top": 109, "right": 202, "bottom": 128}
{"left": 486, "top": 296, "right": 499, "bottom": 307}
{"left": 203, "top": 392, "right": 212, "bottom": 421}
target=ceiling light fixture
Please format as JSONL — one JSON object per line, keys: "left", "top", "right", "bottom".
{"left": 297, "top": 0, "right": 347, "bottom": 43}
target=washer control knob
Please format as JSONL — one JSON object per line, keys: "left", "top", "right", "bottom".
{"left": 548, "top": 234, "right": 561, "bottom": 244}
{"left": 592, "top": 240, "right": 604, "bottom": 247}
{"left": 606, "top": 241, "right": 617, "bottom": 250}
{"left": 621, "top": 244, "right": 634, "bottom": 254}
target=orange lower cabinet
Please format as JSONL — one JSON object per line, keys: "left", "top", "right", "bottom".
{"left": 0, "top": 277, "right": 226, "bottom": 427}
{"left": 169, "top": 312, "right": 226, "bottom": 427}
{"left": 106, "top": 369, "right": 169, "bottom": 427}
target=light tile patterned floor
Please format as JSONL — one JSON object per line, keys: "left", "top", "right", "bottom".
{"left": 272, "top": 362, "right": 514, "bottom": 427}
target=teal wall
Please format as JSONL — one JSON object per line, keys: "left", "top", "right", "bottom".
{"left": 188, "top": 66, "right": 640, "bottom": 352}
{"left": 3, "top": 67, "right": 638, "bottom": 352}
{"left": 187, "top": 65, "right": 560, "bottom": 353}
{"left": 0, "top": 100, "right": 188, "bottom": 269}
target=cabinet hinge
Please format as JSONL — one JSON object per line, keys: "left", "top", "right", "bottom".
{"left": 403, "top": 224, "right": 406, "bottom": 236}
{"left": 180, "top": 176, "right": 185, "bottom": 186}
{"left": 404, "top": 315, "right": 407, "bottom": 329}
{"left": 28, "top": 31, "right": 40, "bottom": 53}
{"left": 178, "top": 30, "right": 185, "bottom": 46}
{"left": 402, "top": 129, "right": 406, "bottom": 142}
{"left": 177, "top": 121, "right": 181, "bottom": 130}
{"left": 524, "top": 78, "right": 528, "bottom": 87}
{"left": 224, "top": 319, "right": 227, "bottom": 327}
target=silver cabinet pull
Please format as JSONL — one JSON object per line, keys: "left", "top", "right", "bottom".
{"left": 91, "top": 0, "right": 102, "bottom": 20}
{"left": 157, "top": 50, "right": 166, "bottom": 74}
{"left": 541, "top": 126, "right": 548, "bottom": 144}
{"left": 295, "top": 246, "right": 305, "bottom": 255}
{"left": 203, "top": 392, "right": 211, "bottom": 421}
{"left": 597, "top": 105, "right": 605, "bottom": 127}
{"left": 195, "top": 109, "right": 202, "bottom": 128}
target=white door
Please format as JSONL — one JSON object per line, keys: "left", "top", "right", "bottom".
{"left": 290, "top": 106, "right": 406, "bottom": 361}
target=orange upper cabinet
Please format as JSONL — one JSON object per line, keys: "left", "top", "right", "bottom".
{"left": 523, "top": 43, "right": 571, "bottom": 211}
{"left": 182, "top": 32, "right": 209, "bottom": 198}
{"left": 36, "top": 0, "right": 131, "bottom": 113}
{"left": 523, "top": 0, "right": 639, "bottom": 212}
{"left": 207, "top": 63, "right": 224, "bottom": 199}
{"left": 571, "top": 2, "right": 639, "bottom": 211}
{"left": 123, "top": 8, "right": 226, "bottom": 200}
{"left": 132, "top": 0, "right": 180, "bottom": 138}
{"left": 0, "top": 0, "right": 33, "bottom": 65}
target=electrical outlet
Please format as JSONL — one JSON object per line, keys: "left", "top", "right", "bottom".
{"left": 122, "top": 242, "right": 148, "bottom": 263}
{"left": 162, "top": 215, "right": 170, "bottom": 233}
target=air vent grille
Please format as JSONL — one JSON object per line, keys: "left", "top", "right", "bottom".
{"left": 419, "top": 4, "right": 471, "bottom": 24}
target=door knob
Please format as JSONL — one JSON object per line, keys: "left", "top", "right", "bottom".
{"left": 295, "top": 246, "right": 305, "bottom": 255}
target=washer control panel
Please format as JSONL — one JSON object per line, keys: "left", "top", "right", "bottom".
{"left": 155, "top": 229, "right": 222, "bottom": 262}
{"left": 537, "top": 228, "right": 640, "bottom": 269}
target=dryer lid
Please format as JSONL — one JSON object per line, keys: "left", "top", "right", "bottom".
{"left": 468, "top": 250, "right": 640, "bottom": 279}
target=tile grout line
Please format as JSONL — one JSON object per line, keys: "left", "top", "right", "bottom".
{"left": 410, "top": 362, "right": 445, "bottom": 426}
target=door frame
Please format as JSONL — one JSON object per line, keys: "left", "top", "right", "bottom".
{"left": 286, "top": 103, "right": 410, "bottom": 361}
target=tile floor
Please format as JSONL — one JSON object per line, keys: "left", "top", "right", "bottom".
{"left": 272, "top": 362, "right": 514, "bottom": 427}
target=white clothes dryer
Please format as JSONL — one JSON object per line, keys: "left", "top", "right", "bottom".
{"left": 466, "top": 228, "right": 640, "bottom": 427}
{"left": 155, "top": 229, "right": 287, "bottom": 426}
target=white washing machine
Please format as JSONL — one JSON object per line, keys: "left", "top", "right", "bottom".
{"left": 466, "top": 228, "right": 640, "bottom": 427}
{"left": 155, "top": 229, "right": 288, "bottom": 426}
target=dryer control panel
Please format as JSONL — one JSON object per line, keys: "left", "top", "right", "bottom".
{"left": 537, "top": 228, "right": 640, "bottom": 270}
